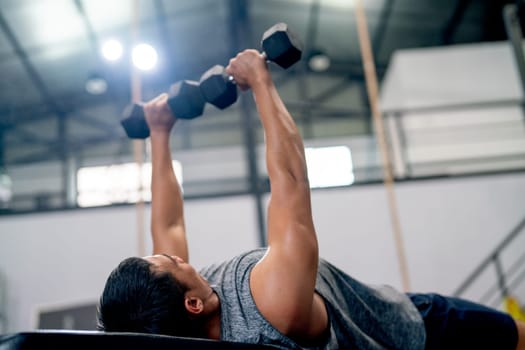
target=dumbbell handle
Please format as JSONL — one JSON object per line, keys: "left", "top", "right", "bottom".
{"left": 198, "top": 52, "right": 272, "bottom": 110}
{"left": 225, "top": 51, "right": 269, "bottom": 84}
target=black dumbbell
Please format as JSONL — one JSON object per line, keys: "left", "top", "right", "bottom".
{"left": 199, "top": 22, "right": 303, "bottom": 110}
{"left": 121, "top": 80, "right": 205, "bottom": 139}
{"left": 198, "top": 65, "right": 238, "bottom": 110}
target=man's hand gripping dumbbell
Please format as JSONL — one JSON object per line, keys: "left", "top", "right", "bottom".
{"left": 199, "top": 23, "right": 302, "bottom": 109}
{"left": 120, "top": 81, "right": 206, "bottom": 139}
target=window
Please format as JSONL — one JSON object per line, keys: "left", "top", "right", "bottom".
{"left": 305, "top": 146, "right": 354, "bottom": 188}
{"left": 77, "top": 161, "right": 182, "bottom": 207}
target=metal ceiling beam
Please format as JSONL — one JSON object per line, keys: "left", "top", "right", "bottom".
{"left": 0, "top": 7, "right": 74, "bottom": 174}
{"left": 0, "top": 129, "right": 5, "bottom": 168}
{"left": 503, "top": 4, "right": 525, "bottom": 97}
{"left": 72, "top": 112, "right": 117, "bottom": 131}
{"left": 6, "top": 100, "right": 371, "bottom": 166}
{"left": 4, "top": 91, "right": 123, "bottom": 124}
{"left": 9, "top": 127, "right": 55, "bottom": 147}
{"left": 1, "top": 64, "right": 372, "bottom": 128}
{"left": 286, "top": 102, "right": 368, "bottom": 118}
{"left": 58, "top": 114, "right": 69, "bottom": 206}
{"left": 0, "top": 0, "right": 222, "bottom": 63}
{"left": 308, "top": 75, "right": 360, "bottom": 105}
{"left": 442, "top": 0, "right": 472, "bottom": 45}
{"left": 296, "top": 0, "right": 321, "bottom": 139}
{"left": 69, "top": 111, "right": 121, "bottom": 137}
{"left": 359, "top": 0, "right": 395, "bottom": 135}
{"left": 305, "top": 0, "right": 321, "bottom": 53}
{"left": 0, "top": 108, "right": 53, "bottom": 147}
{"left": 372, "top": 0, "right": 395, "bottom": 57}
{"left": 154, "top": 0, "right": 177, "bottom": 81}
{"left": 73, "top": 0, "right": 99, "bottom": 51}
{"left": 74, "top": 0, "right": 135, "bottom": 136}
{"left": 482, "top": 0, "right": 510, "bottom": 41}
{"left": 3, "top": 108, "right": 120, "bottom": 153}
{"left": 9, "top": 103, "right": 365, "bottom": 146}
{"left": 268, "top": 58, "right": 381, "bottom": 93}
{"left": 9, "top": 134, "right": 128, "bottom": 165}
{"left": 0, "top": 10, "right": 66, "bottom": 118}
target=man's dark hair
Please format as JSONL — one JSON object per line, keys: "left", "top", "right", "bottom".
{"left": 98, "top": 257, "right": 195, "bottom": 337}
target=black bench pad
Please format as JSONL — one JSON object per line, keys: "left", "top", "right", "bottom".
{"left": 0, "top": 330, "right": 281, "bottom": 350}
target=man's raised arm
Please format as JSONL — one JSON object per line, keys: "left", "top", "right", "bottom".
{"left": 143, "top": 94, "right": 189, "bottom": 262}
{"left": 226, "top": 50, "right": 325, "bottom": 342}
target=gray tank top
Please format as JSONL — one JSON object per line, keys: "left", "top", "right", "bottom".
{"left": 199, "top": 249, "right": 426, "bottom": 349}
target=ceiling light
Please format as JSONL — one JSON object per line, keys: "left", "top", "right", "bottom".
{"left": 308, "top": 49, "right": 331, "bottom": 72}
{"left": 85, "top": 74, "right": 108, "bottom": 95}
{"left": 101, "top": 39, "right": 123, "bottom": 61}
{"left": 132, "top": 43, "right": 158, "bottom": 71}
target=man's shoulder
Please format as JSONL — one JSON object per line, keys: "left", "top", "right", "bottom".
{"left": 201, "top": 248, "right": 275, "bottom": 343}
{"left": 199, "top": 248, "right": 267, "bottom": 280}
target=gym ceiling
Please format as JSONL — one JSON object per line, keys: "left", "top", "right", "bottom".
{"left": 0, "top": 0, "right": 513, "bottom": 169}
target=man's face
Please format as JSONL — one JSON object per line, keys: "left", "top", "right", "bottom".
{"left": 143, "top": 254, "right": 207, "bottom": 292}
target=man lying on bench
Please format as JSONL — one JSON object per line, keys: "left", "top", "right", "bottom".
{"left": 99, "top": 49, "right": 525, "bottom": 350}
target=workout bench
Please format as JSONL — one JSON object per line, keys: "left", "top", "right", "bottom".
{"left": 0, "top": 330, "right": 280, "bottom": 350}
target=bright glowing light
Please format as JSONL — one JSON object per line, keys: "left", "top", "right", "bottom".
{"left": 305, "top": 146, "right": 355, "bottom": 188}
{"left": 77, "top": 161, "right": 182, "bottom": 208}
{"left": 132, "top": 43, "right": 158, "bottom": 71}
{"left": 85, "top": 75, "right": 108, "bottom": 95}
{"left": 101, "top": 39, "right": 123, "bottom": 61}
{"left": 308, "top": 53, "right": 331, "bottom": 72}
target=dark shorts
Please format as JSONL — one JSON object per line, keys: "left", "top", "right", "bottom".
{"left": 408, "top": 293, "right": 518, "bottom": 350}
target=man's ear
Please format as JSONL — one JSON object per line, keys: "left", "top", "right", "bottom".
{"left": 184, "top": 296, "right": 204, "bottom": 316}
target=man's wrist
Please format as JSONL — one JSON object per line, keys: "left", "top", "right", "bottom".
{"left": 250, "top": 71, "right": 273, "bottom": 93}
{"left": 149, "top": 129, "right": 171, "bottom": 141}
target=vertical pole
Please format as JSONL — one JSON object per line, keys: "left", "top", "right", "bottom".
{"left": 493, "top": 254, "right": 509, "bottom": 298}
{"left": 0, "top": 128, "right": 4, "bottom": 170}
{"left": 394, "top": 112, "right": 413, "bottom": 178}
{"left": 58, "top": 112, "right": 77, "bottom": 209}
{"left": 0, "top": 270, "right": 6, "bottom": 333}
{"left": 0, "top": 128, "right": 8, "bottom": 210}
{"left": 131, "top": 0, "right": 146, "bottom": 257}
{"left": 297, "top": 0, "right": 322, "bottom": 140}
{"left": 354, "top": 0, "right": 411, "bottom": 291}
{"left": 65, "top": 155, "right": 77, "bottom": 207}
{"left": 503, "top": 4, "right": 525, "bottom": 95}
{"left": 385, "top": 112, "right": 407, "bottom": 179}
{"left": 228, "top": 0, "right": 267, "bottom": 246}
{"left": 58, "top": 114, "right": 69, "bottom": 208}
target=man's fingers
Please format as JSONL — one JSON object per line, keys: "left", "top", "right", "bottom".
{"left": 158, "top": 93, "right": 169, "bottom": 102}
{"left": 144, "top": 93, "right": 168, "bottom": 111}
{"left": 153, "top": 93, "right": 168, "bottom": 106}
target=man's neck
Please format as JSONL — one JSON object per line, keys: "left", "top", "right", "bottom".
{"left": 203, "top": 291, "right": 221, "bottom": 340}
{"left": 204, "top": 311, "right": 221, "bottom": 340}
